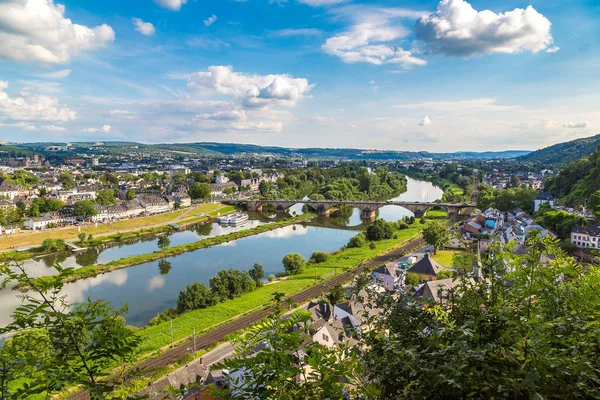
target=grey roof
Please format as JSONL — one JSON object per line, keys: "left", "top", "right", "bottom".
{"left": 373, "top": 263, "right": 398, "bottom": 277}
{"left": 407, "top": 253, "right": 443, "bottom": 277}
{"left": 414, "top": 278, "right": 460, "bottom": 303}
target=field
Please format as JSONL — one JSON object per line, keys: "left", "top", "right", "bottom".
{"left": 431, "top": 249, "right": 474, "bottom": 269}
{"left": 135, "top": 217, "right": 437, "bottom": 355}
{"left": 0, "top": 203, "right": 230, "bottom": 251}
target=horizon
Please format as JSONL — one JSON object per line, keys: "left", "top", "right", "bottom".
{"left": 1, "top": 0, "right": 598, "bottom": 151}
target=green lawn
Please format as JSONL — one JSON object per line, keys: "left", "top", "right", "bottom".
{"left": 431, "top": 250, "right": 474, "bottom": 269}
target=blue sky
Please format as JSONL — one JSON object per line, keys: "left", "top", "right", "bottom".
{"left": 0, "top": 0, "right": 598, "bottom": 151}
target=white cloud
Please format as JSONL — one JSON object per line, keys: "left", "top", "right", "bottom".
{"left": 41, "top": 124, "right": 65, "bottom": 131}
{"left": 132, "top": 18, "right": 155, "bottom": 36}
{"left": 0, "top": 121, "right": 38, "bottom": 130}
{"left": 204, "top": 14, "right": 217, "bottom": 27}
{"left": 415, "top": 0, "right": 554, "bottom": 56}
{"left": 322, "top": 7, "right": 427, "bottom": 67}
{"left": 0, "top": 81, "right": 76, "bottom": 122}
{"left": 394, "top": 98, "right": 522, "bottom": 113}
{"left": 562, "top": 121, "right": 589, "bottom": 129}
{"left": 188, "top": 66, "right": 313, "bottom": 108}
{"left": 419, "top": 115, "right": 432, "bottom": 126}
{"left": 546, "top": 46, "right": 560, "bottom": 54}
{"left": 270, "top": 28, "right": 322, "bottom": 37}
{"left": 84, "top": 124, "right": 111, "bottom": 133}
{"left": 198, "top": 110, "right": 246, "bottom": 121}
{"left": 35, "top": 69, "right": 71, "bottom": 79}
{"left": 298, "top": 0, "right": 347, "bottom": 6}
{"left": 0, "top": 0, "right": 115, "bottom": 64}
{"left": 106, "top": 109, "right": 137, "bottom": 119}
{"left": 154, "top": 0, "right": 187, "bottom": 11}
{"left": 232, "top": 121, "right": 283, "bottom": 132}
{"left": 147, "top": 276, "right": 166, "bottom": 291}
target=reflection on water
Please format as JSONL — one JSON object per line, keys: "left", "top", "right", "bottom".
{"left": 1, "top": 178, "right": 444, "bottom": 328}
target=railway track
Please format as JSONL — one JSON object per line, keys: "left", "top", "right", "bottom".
{"left": 69, "top": 182, "right": 479, "bottom": 399}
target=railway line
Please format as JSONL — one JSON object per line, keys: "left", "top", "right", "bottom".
{"left": 68, "top": 181, "right": 479, "bottom": 399}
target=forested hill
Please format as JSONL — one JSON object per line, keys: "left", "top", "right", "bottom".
{"left": 518, "top": 134, "right": 600, "bottom": 166}
{"left": 544, "top": 145, "right": 600, "bottom": 217}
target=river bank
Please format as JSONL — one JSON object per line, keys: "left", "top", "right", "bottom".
{"left": 18, "top": 212, "right": 318, "bottom": 289}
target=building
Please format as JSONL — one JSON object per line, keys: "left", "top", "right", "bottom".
{"left": 406, "top": 253, "right": 444, "bottom": 282}
{"left": 571, "top": 223, "right": 600, "bottom": 249}
{"left": 534, "top": 193, "right": 555, "bottom": 212}
{"left": 173, "top": 192, "right": 192, "bottom": 208}
{"left": 0, "top": 179, "right": 28, "bottom": 200}
{"left": 414, "top": 278, "right": 460, "bottom": 305}
{"left": 372, "top": 263, "right": 400, "bottom": 291}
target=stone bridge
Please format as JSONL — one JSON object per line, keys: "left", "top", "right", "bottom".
{"left": 224, "top": 199, "right": 475, "bottom": 219}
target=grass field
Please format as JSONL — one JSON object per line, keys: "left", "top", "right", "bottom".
{"left": 135, "top": 217, "right": 437, "bottom": 354}
{"left": 431, "top": 249, "right": 474, "bottom": 269}
{"left": 446, "top": 182, "right": 464, "bottom": 196}
{"left": 0, "top": 203, "right": 229, "bottom": 251}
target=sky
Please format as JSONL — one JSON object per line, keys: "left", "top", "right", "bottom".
{"left": 0, "top": 0, "right": 599, "bottom": 152}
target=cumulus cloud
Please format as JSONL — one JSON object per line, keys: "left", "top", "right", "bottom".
{"left": 204, "top": 14, "right": 217, "bottom": 27}
{"left": 132, "top": 18, "right": 155, "bottom": 36}
{"left": 154, "top": 0, "right": 187, "bottom": 11}
{"left": 84, "top": 124, "right": 111, "bottom": 133}
{"left": 0, "top": 81, "right": 76, "bottom": 122}
{"left": 188, "top": 66, "right": 313, "bottom": 108}
{"left": 562, "top": 121, "right": 589, "bottom": 129}
{"left": 0, "top": 0, "right": 115, "bottom": 64}
{"left": 419, "top": 116, "right": 432, "bottom": 126}
{"left": 415, "top": 0, "right": 554, "bottom": 57}
{"left": 322, "top": 7, "right": 426, "bottom": 68}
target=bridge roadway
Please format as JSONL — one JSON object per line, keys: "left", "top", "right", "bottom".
{"left": 226, "top": 198, "right": 475, "bottom": 219}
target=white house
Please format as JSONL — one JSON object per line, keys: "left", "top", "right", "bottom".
{"left": 0, "top": 179, "right": 28, "bottom": 200}
{"left": 534, "top": 193, "right": 555, "bottom": 212}
{"left": 371, "top": 263, "right": 400, "bottom": 291}
{"left": 333, "top": 300, "right": 363, "bottom": 335}
{"left": 571, "top": 223, "right": 600, "bottom": 249}
{"left": 24, "top": 215, "right": 60, "bottom": 230}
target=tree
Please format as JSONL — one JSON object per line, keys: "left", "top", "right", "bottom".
{"left": 188, "top": 182, "right": 211, "bottom": 200}
{"left": 422, "top": 221, "right": 450, "bottom": 254}
{"left": 58, "top": 171, "right": 75, "bottom": 190}
{"left": 176, "top": 282, "right": 217, "bottom": 313}
{"left": 347, "top": 234, "right": 365, "bottom": 248}
{"left": 365, "top": 219, "right": 394, "bottom": 241}
{"left": 125, "top": 188, "right": 136, "bottom": 200}
{"left": 158, "top": 259, "right": 172, "bottom": 275}
{"left": 405, "top": 272, "right": 420, "bottom": 286}
{"left": 0, "top": 262, "right": 141, "bottom": 398}
{"left": 95, "top": 189, "right": 116, "bottom": 206}
{"left": 282, "top": 253, "right": 306, "bottom": 275}
{"left": 259, "top": 180, "right": 271, "bottom": 196}
{"left": 249, "top": 263, "right": 264, "bottom": 285}
{"left": 41, "top": 239, "right": 67, "bottom": 252}
{"left": 509, "top": 174, "right": 521, "bottom": 188}
{"left": 73, "top": 200, "right": 98, "bottom": 219}
{"left": 326, "top": 284, "right": 346, "bottom": 306}
{"left": 209, "top": 269, "right": 256, "bottom": 302}
{"left": 78, "top": 232, "right": 86, "bottom": 244}
{"left": 437, "top": 269, "right": 453, "bottom": 279}
{"left": 309, "top": 251, "right": 329, "bottom": 264}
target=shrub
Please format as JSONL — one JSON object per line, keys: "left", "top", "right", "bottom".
{"left": 366, "top": 219, "right": 395, "bottom": 241}
{"left": 282, "top": 253, "right": 307, "bottom": 275}
{"left": 347, "top": 234, "right": 365, "bottom": 248}
{"left": 405, "top": 272, "right": 420, "bottom": 286}
{"left": 369, "top": 241, "right": 377, "bottom": 250}
{"left": 268, "top": 274, "right": 275, "bottom": 282}
{"left": 310, "top": 251, "right": 330, "bottom": 264}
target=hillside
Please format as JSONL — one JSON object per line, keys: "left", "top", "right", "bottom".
{"left": 544, "top": 144, "right": 600, "bottom": 216}
{"left": 518, "top": 134, "right": 600, "bottom": 166}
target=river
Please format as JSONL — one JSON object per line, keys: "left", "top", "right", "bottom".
{"left": 0, "top": 178, "right": 443, "bottom": 328}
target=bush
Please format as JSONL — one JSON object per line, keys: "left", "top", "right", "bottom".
{"left": 41, "top": 238, "right": 67, "bottom": 252}
{"left": 396, "top": 220, "right": 409, "bottom": 230}
{"left": 369, "top": 242, "right": 377, "bottom": 250}
{"left": 149, "top": 308, "right": 179, "bottom": 326}
{"left": 177, "top": 282, "right": 219, "bottom": 313}
{"left": 268, "top": 274, "right": 275, "bottom": 282}
{"left": 310, "top": 251, "right": 330, "bottom": 264}
{"left": 406, "top": 272, "right": 420, "bottom": 286}
{"left": 366, "top": 219, "right": 395, "bottom": 241}
{"left": 282, "top": 253, "right": 306, "bottom": 275}
{"left": 347, "top": 234, "right": 365, "bottom": 248}
{"left": 437, "top": 269, "right": 454, "bottom": 279}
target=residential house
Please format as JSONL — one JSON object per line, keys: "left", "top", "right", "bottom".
{"left": 571, "top": 223, "right": 600, "bottom": 250}
{"left": 372, "top": 263, "right": 400, "bottom": 291}
{"left": 0, "top": 179, "right": 28, "bottom": 200}
{"left": 406, "top": 253, "right": 443, "bottom": 282}
{"left": 414, "top": 278, "right": 460, "bottom": 305}
{"left": 534, "top": 192, "right": 555, "bottom": 212}
{"left": 173, "top": 192, "right": 192, "bottom": 208}
{"left": 138, "top": 195, "right": 171, "bottom": 214}
{"left": 209, "top": 182, "right": 237, "bottom": 197}
{"left": 333, "top": 300, "right": 364, "bottom": 335}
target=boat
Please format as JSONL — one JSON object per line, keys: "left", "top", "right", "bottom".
{"left": 217, "top": 216, "right": 231, "bottom": 224}
{"left": 228, "top": 213, "right": 249, "bottom": 225}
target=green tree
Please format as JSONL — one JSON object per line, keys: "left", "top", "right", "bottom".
{"left": 41, "top": 238, "right": 67, "bottom": 252}
{"left": 188, "top": 182, "right": 211, "bottom": 200}
{"left": 326, "top": 284, "right": 346, "bottom": 306}
{"left": 422, "top": 220, "right": 450, "bottom": 254}
{"left": 73, "top": 200, "right": 98, "bottom": 219}
{"left": 0, "top": 262, "right": 141, "bottom": 398}
{"left": 366, "top": 219, "right": 394, "bottom": 241}
{"left": 176, "top": 282, "right": 217, "bottom": 313}
{"left": 125, "top": 188, "right": 136, "bottom": 200}
{"left": 282, "top": 253, "right": 306, "bottom": 275}
{"left": 309, "top": 251, "right": 329, "bottom": 264}
{"left": 209, "top": 269, "right": 256, "bottom": 302}
{"left": 437, "top": 269, "right": 453, "bottom": 279}
{"left": 95, "top": 189, "right": 116, "bottom": 205}
{"left": 249, "top": 263, "right": 264, "bottom": 285}
{"left": 58, "top": 171, "right": 75, "bottom": 190}
{"left": 347, "top": 234, "right": 365, "bottom": 248}
{"left": 78, "top": 232, "right": 86, "bottom": 244}
{"left": 405, "top": 272, "right": 420, "bottom": 286}
{"left": 157, "top": 235, "right": 171, "bottom": 250}
{"left": 259, "top": 180, "right": 272, "bottom": 196}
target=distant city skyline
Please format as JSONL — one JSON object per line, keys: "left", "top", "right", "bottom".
{"left": 0, "top": 0, "right": 598, "bottom": 152}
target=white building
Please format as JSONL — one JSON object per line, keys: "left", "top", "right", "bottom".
{"left": 534, "top": 193, "right": 555, "bottom": 212}
{"left": 571, "top": 223, "right": 600, "bottom": 249}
